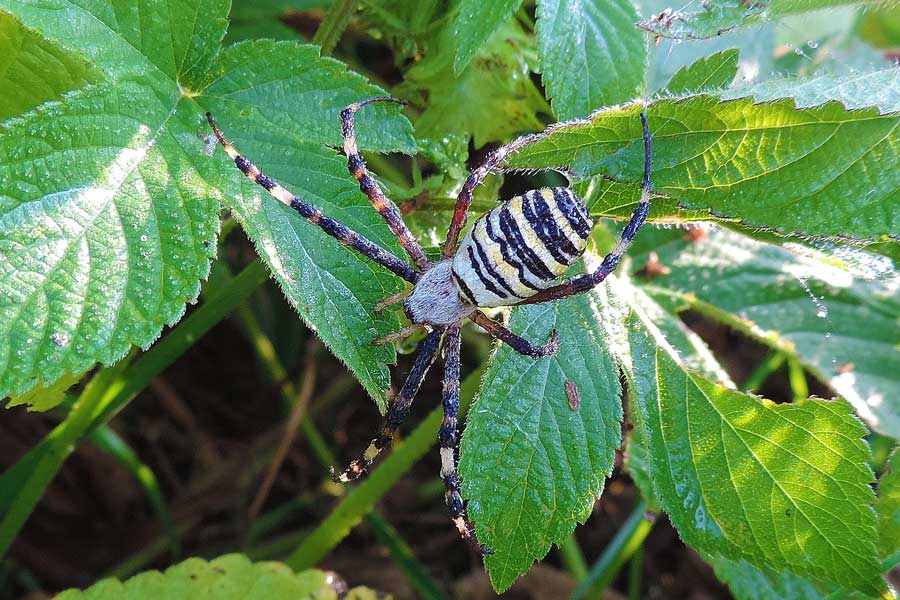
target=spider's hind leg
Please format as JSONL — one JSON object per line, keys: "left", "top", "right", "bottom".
{"left": 335, "top": 328, "right": 443, "bottom": 482}
{"left": 441, "top": 325, "right": 493, "bottom": 554}
{"left": 471, "top": 311, "right": 559, "bottom": 358}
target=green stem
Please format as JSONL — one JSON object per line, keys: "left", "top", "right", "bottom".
{"left": 627, "top": 546, "right": 643, "bottom": 600}
{"left": 365, "top": 512, "right": 449, "bottom": 600}
{"left": 0, "top": 260, "right": 269, "bottom": 558}
{"left": 90, "top": 425, "right": 180, "bottom": 557}
{"left": 286, "top": 365, "right": 485, "bottom": 570}
{"left": 786, "top": 355, "right": 809, "bottom": 401}
{"left": 570, "top": 500, "right": 654, "bottom": 600}
{"left": 312, "top": 0, "right": 358, "bottom": 54}
{"left": 0, "top": 362, "right": 127, "bottom": 557}
{"left": 741, "top": 350, "right": 785, "bottom": 393}
{"left": 559, "top": 534, "right": 589, "bottom": 582}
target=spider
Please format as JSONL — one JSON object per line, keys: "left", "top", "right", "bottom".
{"left": 206, "top": 98, "right": 651, "bottom": 554}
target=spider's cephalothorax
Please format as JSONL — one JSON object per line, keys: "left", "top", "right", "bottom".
{"left": 206, "top": 97, "right": 651, "bottom": 556}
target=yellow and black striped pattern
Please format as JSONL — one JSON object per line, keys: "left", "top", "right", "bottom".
{"left": 451, "top": 188, "right": 593, "bottom": 307}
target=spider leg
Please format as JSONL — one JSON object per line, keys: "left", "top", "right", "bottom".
{"left": 335, "top": 328, "right": 443, "bottom": 482}
{"left": 372, "top": 324, "right": 428, "bottom": 346}
{"left": 207, "top": 113, "right": 419, "bottom": 285}
{"left": 516, "top": 112, "right": 652, "bottom": 305}
{"left": 341, "top": 98, "right": 430, "bottom": 271}
{"left": 374, "top": 288, "right": 412, "bottom": 313}
{"left": 440, "top": 325, "right": 493, "bottom": 554}
{"left": 470, "top": 311, "right": 559, "bottom": 358}
{"left": 442, "top": 131, "right": 544, "bottom": 259}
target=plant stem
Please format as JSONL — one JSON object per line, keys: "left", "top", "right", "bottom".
{"left": 786, "top": 355, "right": 809, "bottom": 401}
{"left": 559, "top": 534, "right": 589, "bottom": 582}
{"left": 286, "top": 364, "right": 485, "bottom": 570}
{"left": 312, "top": 0, "right": 358, "bottom": 54}
{"left": 741, "top": 350, "right": 785, "bottom": 392}
{"left": 627, "top": 546, "right": 643, "bottom": 600}
{"left": 0, "top": 260, "right": 269, "bottom": 558}
{"left": 570, "top": 500, "right": 654, "bottom": 600}
{"left": 366, "top": 512, "right": 449, "bottom": 600}
{"left": 90, "top": 425, "right": 180, "bottom": 556}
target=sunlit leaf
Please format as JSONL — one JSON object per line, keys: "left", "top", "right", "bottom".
{"left": 506, "top": 93, "right": 899, "bottom": 241}
{"left": 630, "top": 226, "right": 900, "bottom": 439}
{"left": 621, "top": 283, "right": 886, "bottom": 595}
{"left": 0, "top": 1, "right": 414, "bottom": 410}
{"left": 204, "top": 40, "right": 416, "bottom": 410}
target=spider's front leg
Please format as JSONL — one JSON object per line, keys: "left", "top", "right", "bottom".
{"left": 340, "top": 97, "right": 430, "bottom": 271}
{"left": 335, "top": 328, "right": 443, "bottom": 482}
{"left": 206, "top": 112, "right": 419, "bottom": 285}
{"left": 440, "top": 325, "right": 492, "bottom": 554}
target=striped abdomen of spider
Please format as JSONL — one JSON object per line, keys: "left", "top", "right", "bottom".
{"left": 206, "top": 98, "right": 651, "bottom": 555}
{"left": 403, "top": 188, "right": 592, "bottom": 329}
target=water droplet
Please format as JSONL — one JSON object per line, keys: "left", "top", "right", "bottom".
{"left": 51, "top": 332, "right": 70, "bottom": 347}
{"left": 807, "top": 40, "right": 819, "bottom": 49}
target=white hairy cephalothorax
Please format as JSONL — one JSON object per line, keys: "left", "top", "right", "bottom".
{"left": 403, "top": 260, "right": 475, "bottom": 325}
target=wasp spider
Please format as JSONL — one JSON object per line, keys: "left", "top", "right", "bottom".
{"left": 207, "top": 99, "right": 651, "bottom": 554}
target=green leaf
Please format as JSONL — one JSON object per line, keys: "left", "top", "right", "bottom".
{"left": 505, "top": 94, "right": 900, "bottom": 241}
{"left": 0, "top": 0, "right": 415, "bottom": 408}
{"left": 636, "top": 0, "right": 881, "bottom": 41}
{"left": 2, "top": 0, "right": 229, "bottom": 87}
{"left": 722, "top": 67, "right": 900, "bottom": 113}
{"left": 622, "top": 285, "right": 886, "bottom": 595}
{"left": 55, "top": 554, "right": 340, "bottom": 599}
{"left": 4, "top": 371, "right": 80, "bottom": 412}
{"left": 0, "top": 11, "right": 103, "bottom": 121}
{"left": 877, "top": 449, "right": 900, "bottom": 563}
{"left": 631, "top": 226, "right": 900, "bottom": 439}
{"left": 401, "top": 18, "right": 548, "bottom": 148}
{"left": 202, "top": 40, "right": 414, "bottom": 153}
{"left": 536, "top": 0, "right": 647, "bottom": 119}
{"left": 224, "top": 0, "right": 327, "bottom": 43}
{"left": 202, "top": 40, "right": 415, "bottom": 409}
{"left": 452, "top": 0, "right": 523, "bottom": 73}
{"left": 459, "top": 272, "right": 624, "bottom": 592}
{"left": 664, "top": 48, "right": 739, "bottom": 94}
{"left": 0, "top": 80, "right": 221, "bottom": 401}
{"left": 0, "top": 0, "right": 230, "bottom": 403}
{"left": 706, "top": 555, "right": 852, "bottom": 600}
